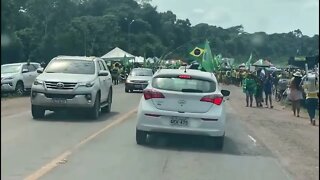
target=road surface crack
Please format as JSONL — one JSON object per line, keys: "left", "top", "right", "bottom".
{"left": 162, "top": 156, "right": 169, "bottom": 173}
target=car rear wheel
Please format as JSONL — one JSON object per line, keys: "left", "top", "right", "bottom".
{"left": 214, "top": 136, "right": 224, "bottom": 150}
{"left": 136, "top": 129, "right": 148, "bottom": 145}
{"left": 89, "top": 93, "right": 100, "bottom": 119}
{"left": 32, "top": 105, "right": 45, "bottom": 119}
{"left": 15, "top": 81, "right": 24, "bottom": 96}
{"left": 207, "top": 134, "right": 224, "bottom": 150}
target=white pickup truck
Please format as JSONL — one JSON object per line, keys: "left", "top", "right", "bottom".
{"left": 1, "top": 62, "right": 41, "bottom": 96}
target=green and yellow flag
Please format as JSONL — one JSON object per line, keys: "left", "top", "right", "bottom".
{"left": 245, "top": 53, "right": 252, "bottom": 69}
{"left": 202, "top": 40, "right": 215, "bottom": 72}
{"left": 190, "top": 47, "right": 205, "bottom": 57}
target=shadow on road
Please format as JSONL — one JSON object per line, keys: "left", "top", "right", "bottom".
{"left": 143, "top": 133, "right": 246, "bottom": 156}
{"left": 34, "top": 111, "right": 119, "bottom": 122}
{"left": 1, "top": 92, "right": 30, "bottom": 98}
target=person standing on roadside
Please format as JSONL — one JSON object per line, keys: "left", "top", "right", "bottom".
{"left": 111, "top": 64, "right": 120, "bottom": 85}
{"left": 254, "top": 73, "right": 263, "bottom": 107}
{"left": 288, "top": 71, "right": 303, "bottom": 117}
{"left": 243, "top": 72, "right": 256, "bottom": 107}
{"left": 302, "top": 74, "right": 319, "bottom": 125}
{"left": 263, "top": 73, "right": 274, "bottom": 108}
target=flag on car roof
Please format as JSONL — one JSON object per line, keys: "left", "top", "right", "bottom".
{"left": 201, "top": 40, "right": 215, "bottom": 72}
{"left": 190, "top": 47, "right": 205, "bottom": 57}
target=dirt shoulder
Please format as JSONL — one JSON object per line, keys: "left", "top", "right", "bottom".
{"left": 1, "top": 96, "right": 30, "bottom": 117}
{"left": 223, "top": 84, "right": 319, "bottom": 180}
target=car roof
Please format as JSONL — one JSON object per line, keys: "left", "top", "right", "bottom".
{"left": 1, "top": 62, "right": 40, "bottom": 66}
{"left": 55, "top": 56, "right": 99, "bottom": 61}
{"left": 154, "top": 69, "right": 217, "bottom": 81}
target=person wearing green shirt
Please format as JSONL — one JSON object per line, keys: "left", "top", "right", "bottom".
{"left": 243, "top": 72, "right": 257, "bottom": 107}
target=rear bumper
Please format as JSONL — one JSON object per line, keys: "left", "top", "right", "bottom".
{"left": 136, "top": 101, "right": 226, "bottom": 137}
{"left": 125, "top": 83, "right": 148, "bottom": 90}
{"left": 137, "top": 123, "right": 225, "bottom": 137}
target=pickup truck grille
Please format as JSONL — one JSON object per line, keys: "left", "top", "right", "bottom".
{"left": 45, "top": 81, "right": 77, "bottom": 90}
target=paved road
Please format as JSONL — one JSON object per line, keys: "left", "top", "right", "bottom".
{"left": 1, "top": 84, "right": 295, "bottom": 180}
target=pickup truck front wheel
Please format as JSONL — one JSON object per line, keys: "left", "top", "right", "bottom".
{"left": 89, "top": 93, "right": 100, "bottom": 119}
{"left": 32, "top": 105, "right": 45, "bottom": 119}
{"left": 15, "top": 81, "right": 24, "bottom": 96}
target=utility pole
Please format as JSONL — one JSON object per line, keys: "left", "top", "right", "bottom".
{"left": 128, "top": 20, "right": 135, "bottom": 68}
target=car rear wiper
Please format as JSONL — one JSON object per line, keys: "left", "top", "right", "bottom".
{"left": 181, "top": 89, "right": 203, "bottom": 93}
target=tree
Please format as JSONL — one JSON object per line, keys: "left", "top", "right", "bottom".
{"left": 1, "top": 0, "right": 318, "bottom": 65}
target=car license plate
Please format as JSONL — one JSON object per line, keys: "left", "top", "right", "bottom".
{"left": 170, "top": 117, "right": 188, "bottom": 127}
{"left": 52, "top": 98, "right": 67, "bottom": 104}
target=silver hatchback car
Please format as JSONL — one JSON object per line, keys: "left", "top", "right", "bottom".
{"left": 136, "top": 69, "right": 230, "bottom": 149}
{"left": 125, "top": 68, "right": 153, "bottom": 92}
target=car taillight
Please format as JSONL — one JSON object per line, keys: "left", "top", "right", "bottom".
{"left": 143, "top": 89, "right": 165, "bottom": 100}
{"left": 200, "top": 95, "right": 223, "bottom": 105}
{"left": 178, "top": 75, "right": 191, "bottom": 79}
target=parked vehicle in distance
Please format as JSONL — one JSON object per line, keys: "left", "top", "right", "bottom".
{"left": 31, "top": 56, "right": 113, "bottom": 119}
{"left": 1, "top": 62, "right": 41, "bottom": 96}
{"left": 135, "top": 69, "right": 230, "bottom": 149}
{"left": 125, "top": 68, "right": 153, "bottom": 93}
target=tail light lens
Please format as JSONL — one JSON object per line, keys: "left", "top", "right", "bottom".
{"left": 178, "top": 75, "right": 191, "bottom": 79}
{"left": 143, "top": 89, "right": 165, "bottom": 100}
{"left": 200, "top": 95, "right": 223, "bottom": 105}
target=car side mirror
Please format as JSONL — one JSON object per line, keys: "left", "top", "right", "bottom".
{"left": 22, "top": 69, "right": 29, "bottom": 73}
{"left": 221, "top": 90, "right": 230, "bottom": 96}
{"left": 37, "top": 68, "right": 44, "bottom": 73}
{"left": 98, "top": 70, "right": 109, "bottom": 76}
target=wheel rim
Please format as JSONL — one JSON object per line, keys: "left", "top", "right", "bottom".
{"left": 16, "top": 84, "right": 24, "bottom": 95}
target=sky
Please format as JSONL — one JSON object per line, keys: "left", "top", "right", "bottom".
{"left": 150, "top": 0, "right": 319, "bottom": 37}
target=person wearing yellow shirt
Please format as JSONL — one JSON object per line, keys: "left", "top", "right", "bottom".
{"left": 302, "top": 74, "right": 319, "bottom": 125}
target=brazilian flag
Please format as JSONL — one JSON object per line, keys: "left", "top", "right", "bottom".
{"left": 190, "top": 47, "right": 205, "bottom": 57}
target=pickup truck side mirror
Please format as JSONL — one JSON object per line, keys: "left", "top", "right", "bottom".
{"left": 221, "top": 90, "right": 230, "bottom": 96}
{"left": 98, "top": 70, "right": 109, "bottom": 76}
{"left": 37, "top": 68, "right": 44, "bottom": 73}
{"left": 22, "top": 69, "right": 29, "bottom": 73}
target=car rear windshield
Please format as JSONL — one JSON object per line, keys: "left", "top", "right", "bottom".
{"left": 152, "top": 77, "right": 216, "bottom": 93}
{"left": 130, "top": 69, "right": 153, "bottom": 76}
{"left": 45, "top": 59, "right": 95, "bottom": 74}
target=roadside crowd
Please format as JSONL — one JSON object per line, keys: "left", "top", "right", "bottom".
{"left": 234, "top": 68, "right": 319, "bottom": 126}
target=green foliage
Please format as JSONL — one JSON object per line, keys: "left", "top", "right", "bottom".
{"left": 1, "top": 0, "right": 319, "bottom": 65}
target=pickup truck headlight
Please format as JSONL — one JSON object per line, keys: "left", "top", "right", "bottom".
{"left": 79, "top": 81, "right": 95, "bottom": 87}
{"left": 126, "top": 79, "right": 131, "bottom": 83}
{"left": 34, "top": 79, "right": 44, "bottom": 85}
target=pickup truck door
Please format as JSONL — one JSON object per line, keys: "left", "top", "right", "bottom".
{"left": 97, "top": 61, "right": 109, "bottom": 102}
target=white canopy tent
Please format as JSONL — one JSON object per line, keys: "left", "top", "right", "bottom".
{"left": 101, "top": 47, "right": 135, "bottom": 62}
{"left": 129, "top": 56, "right": 145, "bottom": 63}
